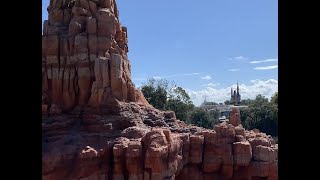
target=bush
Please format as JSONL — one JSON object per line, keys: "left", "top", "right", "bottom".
{"left": 140, "top": 78, "right": 194, "bottom": 121}
{"left": 240, "top": 94, "right": 278, "bottom": 136}
{"left": 188, "top": 107, "right": 220, "bottom": 129}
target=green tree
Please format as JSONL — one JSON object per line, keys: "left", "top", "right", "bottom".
{"left": 140, "top": 78, "right": 168, "bottom": 110}
{"left": 240, "top": 99, "right": 253, "bottom": 106}
{"left": 270, "top": 91, "right": 278, "bottom": 128}
{"left": 271, "top": 92, "right": 278, "bottom": 107}
{"left": 188, "top": 107, "right": 220, "bottom": 129}
{"left": 240, "top": 94, "right": 278, "bottom": 136}
{"left": 224, "top": 100, "right": 231, "bottom": 105}
{"left": 140, "top": 78, "right": 195, "bottom": 121}
{"left": 240, "top": 107, "right": 254, "bottom": 129}
{"left": 166, "top": 86, "right": 194, "bottom": 121}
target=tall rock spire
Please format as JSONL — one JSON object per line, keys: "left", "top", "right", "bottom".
{"left": 42, "top": 0, "right": 148, "bottom": 115}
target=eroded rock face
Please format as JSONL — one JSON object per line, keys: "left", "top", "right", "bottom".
{"left": 42, "top": 106, "right": 278, "bottom": 180}
{"left": 230, "top": 107, "right": 241, "bottom": 126}
{"left": 42, "top": 1, "right": 278, "bottom": 180}
{"left": 42, "top": 0, "right": 146, "bottom": 115}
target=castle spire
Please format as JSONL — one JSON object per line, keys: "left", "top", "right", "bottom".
{"left": 237, "top": 81, "right": 239, "bottom": 94}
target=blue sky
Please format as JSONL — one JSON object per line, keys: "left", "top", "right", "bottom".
{"left": 42, "top": 0, "right": 278, "bottom": 106}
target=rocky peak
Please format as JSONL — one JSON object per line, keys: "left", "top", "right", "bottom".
{"left": 42, "top": 0, "right": 148, "bottom": 115}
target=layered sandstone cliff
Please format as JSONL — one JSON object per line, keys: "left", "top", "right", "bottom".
{"left": 42, "top": 1, "right": 278, "bottom": 180}
{"left": 42, "top": 0, "right": 148, "bottom": 115}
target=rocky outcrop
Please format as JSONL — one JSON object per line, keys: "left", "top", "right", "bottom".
{"left": 230, "top": 107, "right": 241, "bottom": 126}
{"left": 42, "top": 104, "right": 278, "bottom": 180}
{"left": 42, "top": 0, "right": 278, "bottom": 180}
{"left": 42, "top": 0, "right": 146, "bottom": 115}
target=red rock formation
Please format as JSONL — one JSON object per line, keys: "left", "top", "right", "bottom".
{"left": 42, "top": 0, "right": 143, "bottom": 115}
{"left": 42, "top": 106, "right": 278, "bottom": 180}
{"left": 230, "top": 107, "right": 241, "bottom": 126}
{"left": 42, "top": 1, "right": 278, "bottom": 180}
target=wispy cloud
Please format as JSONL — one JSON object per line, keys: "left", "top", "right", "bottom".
{"left": 201, "top": 75, "right": 212, "bottom": 80}
{"left": 253, "top": 65, "right": 278, "bottom": 70}
{"left": 250, "top": 58, "right": 278, "bottom": 64}
{"left": 151, "top": 72, "right": 202, "bottom": 79}
{"left": 235, "top": 56, "right": 246, "bottom": 60}
{"left": 202, "top": 83, "right": 220, "bottom": 87}
{"left": 186, "top": 79, "right": 278, "bottom": 106}
{"left": 153, "top": 76, "right": 162, "bottom": 80}
{"left": 228, "top": 69, "right": 240, "bottom": 72}
{"left": 228, "top": 56, "right": 249, "bottom": 62}
{"left": 133, "top": 73, "right": 202, "bottom": 82}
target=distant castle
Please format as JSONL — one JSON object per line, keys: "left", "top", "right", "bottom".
{"left": 231, "top": 82, "right": 241, "bottom": 106}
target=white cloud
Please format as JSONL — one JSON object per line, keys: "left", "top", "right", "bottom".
{"left": 133, "top": 73, "right": 202, "bottom": 86}
{"left": 250, "top": 58, "right": 278, "bottom": 64}
{"left": 253, "top": 65, "right": 278, "bottom": 70}
{"left": 228, "top": 56, "right": 249, "bottom": 62}
{"left": 201, "top": 75, "right": 212, "bottom": 80}
{"left": 235, "top": 56, "right": 245, "bottom": 60}
{"left": 186, "top": 79, "right": 278, "bottom": 106}
{"left": 202, "top": 83, "right": 220, "bottom": 87}
{"left": 153, "top": 76, "right": 162, "bottom": 80}
{"left": 150, "top": 72, "right": 202, "bottom": 79}
{"left": 228, "top": 69, "right": 240, "bottom": 72}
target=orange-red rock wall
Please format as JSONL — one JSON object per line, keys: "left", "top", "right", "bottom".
{"left": 42, "top": 0, "right": 143, "bottom": 114}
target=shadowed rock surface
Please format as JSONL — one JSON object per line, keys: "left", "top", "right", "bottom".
{"left": 42, "top": 0, "right": 278, "bottom": 179}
